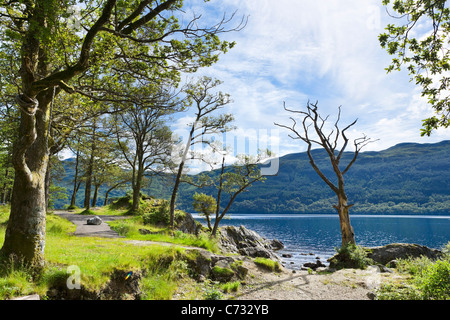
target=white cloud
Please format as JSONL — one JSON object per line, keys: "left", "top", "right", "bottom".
{"left": 180, "top": 0, "right": 450, "bottom": 160}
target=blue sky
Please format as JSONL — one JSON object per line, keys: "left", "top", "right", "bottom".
{"left": 172, "top": 0, "right": 450, "bottom": 165}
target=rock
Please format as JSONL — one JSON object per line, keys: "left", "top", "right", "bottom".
{"left": 218, "top": 225, "right": 282, "bottom": 261}
{"left": 282, "top": 253, "right": 293, "bottom": 258}
{"left": 303, "top": 260, "right": 326, "bottom": 270}
{"left": 367, "top": 292, "right": 376, "bottom": 300}
{"left": 386, "top": 260, "right": 398, "bottom": 268}
{"left": 270, "top": 239, "right": 284, "bottom": 251}
{"left": 366, "top": 243, "right": 442, "bottom": 265}
{"left": 176, "top": 212, "right": 202, "bottom": 235}
{"left": 188, "top": 250, "right": 248, "bottom": 283}
{"left": 211, "top": 266, "right": 235, "bottom": 283}
{"left": 188, "top": 250, "right": 214, "bottom": 279}
{"left": 377, "top": 264, "right": 393, "bottom": 273}
{"left": 100, "top": 269, "right": 141, "bottom": 300}
{"left": 87, "top": 216, "right": 102, "bottom": 225}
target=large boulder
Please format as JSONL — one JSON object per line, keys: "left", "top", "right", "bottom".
{"left": 176, "top": 212, "right": 202, "bottom": 235}
{"left": 218, "top": 225, "right": 283, "bottom": 261}
{"left": 366, "top": 243, "right": 443, "bottom": 265}
{"left": 186, "top": 250, "right": 248, "bottom": 283}
{"left": 87, "top": 216, "right": 102, "bottom": 225}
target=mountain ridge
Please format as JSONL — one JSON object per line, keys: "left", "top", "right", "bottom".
{"left": 56, "top": 140, "right": 450, "bottom": 215}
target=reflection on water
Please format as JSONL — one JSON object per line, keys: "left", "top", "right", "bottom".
{"left": 193, "top": 214, "right": 450, "bottom": 270}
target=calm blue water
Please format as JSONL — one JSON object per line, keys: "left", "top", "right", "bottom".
{"left": 193, "top": 214, "right": 450, "bottom": 270}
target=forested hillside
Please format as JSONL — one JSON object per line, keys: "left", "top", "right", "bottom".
{"left": 57, "top": 141, "right": 450, "bottom": 214}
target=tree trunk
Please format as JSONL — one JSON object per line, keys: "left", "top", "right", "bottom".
{"left": 334, "top": 193, "right": 356, "bottom": 247}
{"left": 131, "top": 178, "right": 141, "bottom": 212}
{"left": 69, "top": 146, "right": 80, "bottom": 208}
{"left": 211, "top": 156, "right": 226, "bottom": 237}
{"left": 131, "top": 159, "right": 144, "bottom": 212}
{"left": 92, "top": 184, "right": 100, "bottom": 208}
{"left": 84, "top": 171, "right": 92, "bottom": 210}
{"left": 70, "top": 181, "right": 81, "bottom": 209}
{"left": 84, "top": 126, "right": 96, "bottom": 210}
{"left": 1, "top": 92, "right": 51, "bottom": 267}
{"left": 44, "top": 159, "right": 51, "bottom": 211}
{"left": 169, "top": 160, "right": 185, "bottom": 229}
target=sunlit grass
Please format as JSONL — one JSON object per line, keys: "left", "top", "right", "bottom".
{"left": 0, "top": 209, "right": 202, "bottom": 300}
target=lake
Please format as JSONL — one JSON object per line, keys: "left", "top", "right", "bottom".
{"left": 193, "top": 214, "right": 450, "bottom": 270}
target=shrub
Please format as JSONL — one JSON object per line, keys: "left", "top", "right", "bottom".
{"left": 329, "top": 243, "right": 373, "bottom": 270}
{"left": 142, "top": 200, "right": 170, "bottom": 225}
{"left": 416, "top": 260, "right": 450, "bottom": 300}
{"left": 204, "top": 286, "right": 224, "bottom": 300}
{"left": 396, "top": 256, "right": 432, "bottom": 276}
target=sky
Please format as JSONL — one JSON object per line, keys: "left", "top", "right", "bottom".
{"left": 171, "top": 0, "right": 450, "bottom": 169}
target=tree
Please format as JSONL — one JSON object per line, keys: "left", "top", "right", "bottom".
{"left": 379, "top": 0, "right": 450, "bottom": 136}
{"left": 275, "top": 101, "right": 374, "bottom": 247}
{"left": 169, "top": 76, "right": 234, "bottom": 230}
{"left": 192, "top": 192, "right": 216, "bottom": 232}
{"left": 0, "top": 0, "right": 242, "bottom": 266}
{"left": 103, "top": 165, "right": 131, "bottom": 206}
{"left": 114, "top": 99, "right": 174, "bottom": 213}
{"left": 208, "top": 153, "right": 267, "bottom": 237}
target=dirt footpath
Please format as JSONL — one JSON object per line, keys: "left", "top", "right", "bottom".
{"left": 54, "top": 211, "right": 129, "bottom": 238}
{"left": 234, "top": 262, "right": 405, "bottom": 300}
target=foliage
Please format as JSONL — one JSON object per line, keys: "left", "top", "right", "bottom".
{"left": 203, "top": 285, "right": 224, "bottom": 300}
{"left": 254, "top": 257, "right": 282, "bottom": 272}
{"left": 169, "top": 76, "right": 235, "bottom": 229}
{"left": 380, "top": 0, "right": 450, "bottom": 135}
{"left": 376, "top": 241, "right": 450, "bottom": 300}
{"left": 142, "top": 199, "right": 173, "bottom": 225}
{"left": 192, "top": 192, "right": 217, "bottom": 231}
{"left": 416, "top": 260, "right": 450, "bottom": 300}
{"left": 329, "top": 243, "right": 373, "bottom": 270}
{"left": 221, "top": 281, "right": 240, "bottom": 293}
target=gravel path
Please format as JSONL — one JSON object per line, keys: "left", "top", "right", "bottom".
{"left": 54, "top": 211, "right": 130, "bottom": 238}
{"left": 233, "top": 262, "right": 405, "bottom": 300}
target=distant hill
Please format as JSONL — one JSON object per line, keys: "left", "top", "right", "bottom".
{"left": 55, "top": 140, "right": 450, "bottom": 214}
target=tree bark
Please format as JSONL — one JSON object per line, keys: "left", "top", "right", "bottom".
{"left": 92, "top": 184, "right": 100, "bottom": 208}
{"left": 131, "top": 166, "right": 143, "bottom": 213}
{"left": 1, "top": 92, "right": 52, "bottom": 267}
{"left": 84, "top": 124, "right": 97, "bottom": 210}
{"left": 334, "top": 192, "right": 356, "bottom": 247}
{"left": 169, "top": 160, "right": 185, "bottom": 229}
{"left": 69, "top": 148, "right": 81, "bottom": 208}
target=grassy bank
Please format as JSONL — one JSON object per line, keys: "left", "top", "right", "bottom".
{"left": 0, "top": 204, "right": 211, "bottom": 300}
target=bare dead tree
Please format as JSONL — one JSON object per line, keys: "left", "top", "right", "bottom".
{"left": 275, "top": 101, "right": 376, "bottom": 247}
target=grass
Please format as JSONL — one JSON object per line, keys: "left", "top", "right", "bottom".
{"left": 222, "top": 281, "right": 240, "bottom": 293}
{"left": 375, "top": 242, "right": 450, "bottom": 300}
{"left": 0, "top": 204, "right": 212, "bottom": 300}
{"left": 108, "top": 215, "right": 218, "bottom": 252}
{"left": 254, "top": 257, "right": 282, "bottom": 272}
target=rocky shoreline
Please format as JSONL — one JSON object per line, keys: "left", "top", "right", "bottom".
{"left": 216, "top": 224, "right": 443, "bottom": 273}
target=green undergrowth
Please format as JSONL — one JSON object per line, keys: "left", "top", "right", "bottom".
{"left": 375, "top": 242, "right": 450, "bottom": 300}
{"left": 108, "top": 215, "right": 218, "bottom": 253}
{"left": 254, "top": 257, "right": 282, "bottom": 272}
